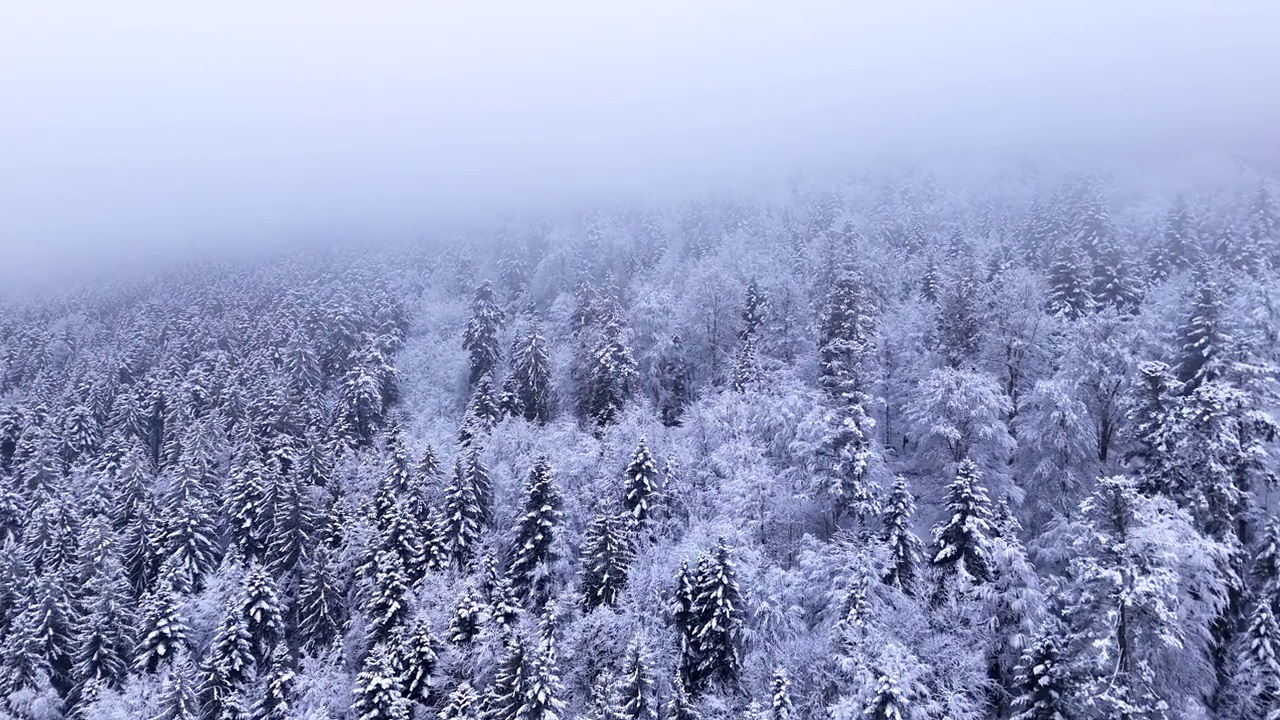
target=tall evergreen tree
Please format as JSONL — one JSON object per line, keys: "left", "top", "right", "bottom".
{"left": 1010, "top": 629, "right": 1071, "bottom": 720}
{"left": 819, "top": 266, "right": 875, "bottom": 403}
{"left": 251, "top": 642, "right": 295, "bottom": 720}
{"left": 365, "top": 549, "right": 411, "bottom": 645}
{"left": 579, "top": 511, "right": 633, "bottom": 611}
{"left": 71, "top": 558, "right": 134, "bottom": 697}
{"left": 623, "top": 437, "right": 658, "bottom": 524}
{"left": 688, "top": 540, "right": 744, "bottom": 693}
{"left": 1176, "top": 269, "right": 1231, "bottom": 392}
{"left": 618, "top": 635, "right": 657, "bottom": 720}
{"left": 239, "top": 562, "right": 284, "bottom": 666}
{"left": 507, "top": 457, "right": 562, "bottom": 605}
{"left": 443, "top": 454, "right": 485, "bottom": 570}
{"left": 930, "top": 459, "right": 995, "bottom": 600}
{"left": 740, "top": 279, "right": 766, "bottom": 340}
{"left": 862, "top": 672, "right": 908, "bottom": 720}
{"left": 296, "top": 545, "right": 344, "bottom": 654}
{"left": 154, "top": 652, "right": 200, "bottom": 720}
{"left": 397, "top": 618, "right": 437, "bottom": 707}
{"left": 463, "top": 281, "right": 505, "bottom": 387}
{"left": 657, "top": 334, "right": 691, "bottom": 427}
{"left": 510, "top": 327, "right": 552, "bottom": 423}
{"left": 583, "top": 315, "right": 638, "bottom": 428}
{"left": 133, "top": 574, "right": 190, "bottom": 674}
{"left": 770, "top": 668, "right": 793, "bottom": 720}
{"left": 881, "top": 477, "right": 922, "bottom": 595}
{"left": 352, "top": 642, "right": 410, "bottom": 720}
{"left": 200, "top": 604, "right": 254, "bottom": 720}
{"left": 1046, "top": 244, "right": 1092, "bottom": 319}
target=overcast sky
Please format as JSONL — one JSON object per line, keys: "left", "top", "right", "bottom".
{"left": 2, "top": 1, "right": 1279, "bottom": 281}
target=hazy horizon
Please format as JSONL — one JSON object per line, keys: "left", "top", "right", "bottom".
{"left": 3, "top": 1, "right": 1279, "bottom": 282}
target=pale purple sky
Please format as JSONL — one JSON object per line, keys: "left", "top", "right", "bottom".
{"left": 2, "top": 1, "right": 1278, "bottom": 280}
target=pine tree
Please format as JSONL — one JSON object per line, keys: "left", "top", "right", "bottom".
{"left": 239, "top": 563, "right": 283, "bottom": 665}
{"left": 1176, "top": 269, "right": 1230, "bottom": 392}
{"left": 1046, "top": 244, "right": 1091, "bottom": 319}
{"left": 623, "top": 438, "right": 658, "bottom": 524}
{"left": 657, "top": 334, "right": 691, "bottom": 427}
{"left": 365, "top": 549, "right": 411, "bottom": 644}
{"left": 396, "top": 618, "right": 437, "bottom": 706}
{"left": 770, "top": 668, "right": 793, "bottom": 720}
{"left": 448, "top": 589, "right": 483, "bottom": 646}
{"left": 251, "top": 642, "right": 295, "bottom": 720}
{"left": 731, "top": 332, "right": 760, "bottom": 392}
{"left": 1010, "top": 629, "right": 1070, "bottom": 720}
{"left": 296, "top": 545, "right": 344, "bottom": 654}
{"left": 931, "top": 459, "right": 995, "bottom": 600}
{"left": 880, "top": 477, "right": 922, "bottom": 595}
{"left": 689, "top": 540, "right": 744, "bottom": 693}
{"left": 71, "top": 559, "right": 134, "bottom": 696}
{"left": 507, "top": 457, "right": 562, "bottom": 606}
{"left": 520, "top": 625, "right": 565, "bottom": 720}
{"left": 441, "top": 682, "right": 482, "bottom": 720}
{"left": 443, "top": 454, "right": 484, "bottom": 570}
{"left": 740, "top": 279, "right": 766, "bottom": 340}
{"left": 819, "top": 267, "right": 875, "bottom": 403}
{"left": 618, "top": 635, "right": 657, "bottom": 720}
{"left": 133, "top": 574, "right": 190, "bottom": 674}
{"left": 200, "top": 605, "right": 254, "bottom": 720}
{"left": 1091, "top": 240, "right": 1141, "bottom": 311}
{"left": 486, "top": 635, "right": 527, "bottom": 720}
{"left": 672, "top": 559, "right": 699, "bottom": 691}
{"left": 580, "top": 512, "right": 633, "bottom": 611}
{"left": 154, "top": 652, "right": 200, "bottom": 720}
{"left": 1244, "top": 600, "right": 1280, "bottom": 717}
{"left": 862, "top": 672, "right": 907, "bottom": 720}
{"left": 584, "top": 315, "right": 638, "bottom": 428}
{"left": 937, "top": 263, "right": 982, "bottom": 368}
{"left": 351, "top": 642, "right": 410, "bottom": 720}
{"left": 463, "top": 281, "right": 505, "bottom": 387}
{"left": 511, "top": 327, "right": 553, "bottom": 423}
{"left": 920, "top": 257, "right": 941, "bottom": 303}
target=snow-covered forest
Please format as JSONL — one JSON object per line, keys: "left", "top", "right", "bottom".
{"left": 1, "top": 164, "right": 1279, "bottom": 720}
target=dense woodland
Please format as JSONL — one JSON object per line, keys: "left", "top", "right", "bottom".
{"left": 1, "top": 164, "right": 1279, "bottom": 720}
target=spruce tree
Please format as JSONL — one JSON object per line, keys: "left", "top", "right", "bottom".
{"left": 71, "top": 559, "right": 134, "bottom": 696}
{"left": 665, "top": 675, "right": 700, "bottom": 720}
{"left": 880, "top": 477, "right": 922, "bottom": 595}
{"left": 931, "top": 459, "right": 994, "bottom": 600}
{"left": 584, "top": 315, "right": 638, "bottom": 428}
{"left": 226, "top": 442, "right": 269, "bottom": 562}
{"left": 440, "top": 682, "right": 482, "bottom": 720}
{"left": 251, "top": 642, "right": 294, "bottom": 720}
{"left": 520, "top": 626, "right": 565, "bottom": 720}
{"left": 623, "top": 437, "right": 658, "bottom": 524}
{"left": 443, "top": 455, "right": 484, "bottom": 570}
{"left": 352, "top": 642, "right": 410, "bottom": 720}
{"left": 365, "top": 549, "right": 411, "bottom": 644}
{"left": 459, "top": 374, "right": 502, "bottom": 447}
{"left": 657, "top": 334, "right": 691, "bottom": 427}
{"left": 511, "top": 327, "right": 552, "bottom": 423}
{"left": 239, "top": 563, "right": 283, "bottom": 665}
{"left": 618, "top": 635, "right": 657, "bottom": 720}
{"left": 463, "top": 281, "right": 505, "bottom": 387}
{"left": 819, "top": 267, "right": 875, "bottom": 403}
{"left": 398, "top": 618, "right": 437, "bottom": 706}
{"left": 580, "top": 511, "right": 633, "bottom": 611}
{"left": 264, "top": 469, "right": 311, "bottom": 578}
{"left": 162, "top": 463, "right": 220, "bottom": 592}
{"left": 507, "top": 457, "right": 562, "bottom": 605}
{"left": 448, "top": 589, "right": 483, "bottom": 646}
{"left": 731, "top": 332, "right": 761, "bottom": 392}
{"left": 133, "top": 574, "right": 190, "bottom": 674}
{"left": 199, "top": 605, "right": 253, "bottom": 720}
{"left": 672, "top": 559, "right": 699, "bottom": 691}
{"left": 689, "top": 540, "right": 744, "bottom": 693}
{"left": 1010, "top": 629, "right": 1070, "bottom": 720}
{"left": 486, "top": 635, "right": 527, "bottom": 720}
{"left": 296, "top": 545, "right": 344, "bottom": 654}
{"left": 740, "top": 279, "right": 766, "bottom": 340}
{"left": 1046, "top": 244, "right": 1092, "bottom": 319}
{"left": 154, "top": 652, "right": 200, "bottom": 720}
{"left": 770, "top": 668, "right": 793, "bottom": 720}
{"left": 1162, "top": 195, "right": 1200, "bottom": 273}
{"left": 862, "top": 672, "right": 907, "bottom": 720}
{"left": 1245, "top": 600, "right": 1280, "bottom": 717}
{"left": 1176, "top": 269, "right": 1230, "bottom": 392}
